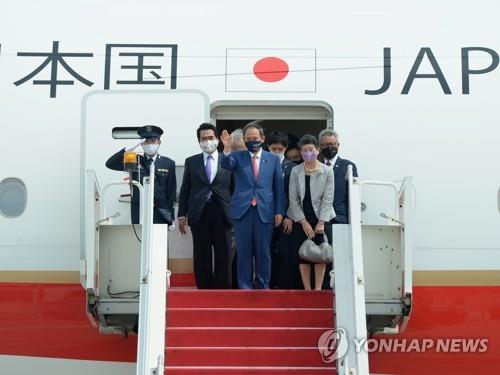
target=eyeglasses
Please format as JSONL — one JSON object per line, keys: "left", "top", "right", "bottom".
{"left": 320, "top": 142, "right": 338, "bottom": 148}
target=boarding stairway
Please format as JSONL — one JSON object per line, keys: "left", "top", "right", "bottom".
{"left": 81, "top": 163, "right": 414, "bottom": 375}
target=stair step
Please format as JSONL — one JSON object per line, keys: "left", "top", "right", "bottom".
{"left": 166, "top": 327, "right": 329, "bottom": 347}
{"left": 167, "top": 308, "right": 334, "bottom": 328}
{"left": 168, "top": 289, "right": 333, "bottom": 308}
{"left": 164, "top": 366, "right": 336, "bottom": 374}
{"left": 165, "top": 289, "right": 337, "bottom": 371}
{"left": 165, "top": 347, "right": 332, "bottom": 367}
{"left": 170, "top": 273, "right": 196, "bottom": 287}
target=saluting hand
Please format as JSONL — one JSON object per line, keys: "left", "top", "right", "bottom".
{"left": 126, "top": 138, "right": 145, "bottom": 152}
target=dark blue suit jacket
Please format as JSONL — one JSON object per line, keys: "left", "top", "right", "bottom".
{"left": 106, "top": 148, "right": 176, "bottom": 224}
{"left": 322, "top": 156, "right": 358, "bottom": 224}
{"left": 281, "top": 159, "right": 296, "bottom": 216}
{"left": 221, "top": 150, "right": 285, "bottom": 223}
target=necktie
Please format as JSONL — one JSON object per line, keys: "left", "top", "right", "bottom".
{"left": 145, "top": 158, "right": 154, "bottom": 173}
{"left": 252, "top": 155, "right": 259, "bottom": 179}
{"left": 251, "top": 155, "right": 259, "bottom": 206}
{"left": 205, "top": 155, "right": 214, "bottom": 201}
{"left": 205, "top": 154, "right": 212, "bottom": 183}
{"left": 326, "top": 161, "right": 332, "bottom": 166}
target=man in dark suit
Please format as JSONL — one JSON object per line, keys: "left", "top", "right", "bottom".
{"left": 318, "top": 129, "right": 358, "bottom": 289}
{"left": 220, "top": 121, "right": 285, "bottom": 289}
{"left": 105, "top": 125, "right": 176, "bottom": 225}
{"left": 318, "top": 129, "right": 358, "bottom": 224}
{"left": 178, "top": 123, "right": 233, "bottom": 289}
{"left": 267, "top": 131, "right": 297, "bottom": 289}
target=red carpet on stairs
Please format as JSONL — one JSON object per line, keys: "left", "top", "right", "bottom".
{"left": 165, "top": 289, "right": 336, "bottom": 374}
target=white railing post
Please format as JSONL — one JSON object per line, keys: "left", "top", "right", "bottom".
{"left": 82, "top": 170, "right": 101, "bottom": 290}
{"left": 136, "top": 162, "right": 167, "bottom": 375}
{"left": 333, "top": 165, "right": 369, "bottom": 375}
{"left": 399, "top": 177, "right": 414, "bottom": 331}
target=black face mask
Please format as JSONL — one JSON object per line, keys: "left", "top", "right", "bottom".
{"left": 321, "top": 146, "right": 338, "bottom": 160}
{"left": 245, "top": 140, "right": 262, "bottom": 153}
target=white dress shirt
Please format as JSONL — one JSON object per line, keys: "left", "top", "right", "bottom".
{"left": 324, "top": 154, "right": 339, "bottom": 168}
{"left": 141, "top": 153, "right": 159, "bottom": 172}
{"left": 145, "top": 153, "right": 159, "bottom": 162}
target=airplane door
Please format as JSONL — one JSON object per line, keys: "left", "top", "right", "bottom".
{"left": 80, "top": 89, "right": 210, "bottom": 290}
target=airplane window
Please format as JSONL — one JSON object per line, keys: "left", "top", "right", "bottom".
{"left": 112, "top": 127, "right": 141, "bottom": 139}
{"left": 0, "top": 178, "right": 27, "bottom": 218}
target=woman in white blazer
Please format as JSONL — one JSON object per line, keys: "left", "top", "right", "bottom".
{"left": 287, "top": 134, "right": 335, "bottom": 290}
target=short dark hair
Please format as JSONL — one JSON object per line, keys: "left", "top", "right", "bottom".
{"left": 298, "top": 134, "right": 319, "bottom": 148}
{"left": 243, "top": 120, "right": 265, "bottom": 137}
{"left": 268, "top": 131, "right": 289, "bottom": 148}
{"left": 197, "top": 123, "right": 218, "bottom": 140}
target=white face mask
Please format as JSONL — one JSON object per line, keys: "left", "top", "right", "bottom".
{"left": 271, "top": 151, "right": 285, "bottom": 161}
{"left": 199, "top": 139, "right": 219, "bottom": 154}
{"left": 142, "top": 143, "right": 159, "bottom": 156}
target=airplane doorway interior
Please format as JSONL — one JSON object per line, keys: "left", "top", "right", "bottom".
{"left": 216, "top": 119, "right": 326, "bottom": 148}
{"left": 211, "top": 101, "right": 334, "bottom": 150}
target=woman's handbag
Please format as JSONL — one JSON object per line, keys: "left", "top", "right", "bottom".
{"left": 299, "top": 235, "right": 333, "bottom": 264}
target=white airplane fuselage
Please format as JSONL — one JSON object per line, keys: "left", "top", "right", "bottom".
{"left": 0, "top": 1, "right": 499, "bottom": 374}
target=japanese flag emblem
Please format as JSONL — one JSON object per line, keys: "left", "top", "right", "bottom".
{"left": 225, "top": 48, "right": 316, "bottom": 92}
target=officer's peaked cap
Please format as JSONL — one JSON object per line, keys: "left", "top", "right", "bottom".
{"left": 137, "top": 125, "right": 163, "bottom": 139}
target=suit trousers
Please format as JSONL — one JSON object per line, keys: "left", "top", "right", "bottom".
{"left": 270, "top": 227, "right": 300, "bottom": 289}
{"left": 233, "top": 206, "right": 274, "bottom": 289}
{"left": 190, "top": 201, "right": 232, "bottom": 289}
{"left": 270, "top": 227, "right": 281, "bottom": 289}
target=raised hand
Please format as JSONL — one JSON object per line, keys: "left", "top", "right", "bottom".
{"left": 220, "top": 130, "right": 231, "bottom": 153}
{"left": 126, "top": 139, "right": 145, "bottom": 152}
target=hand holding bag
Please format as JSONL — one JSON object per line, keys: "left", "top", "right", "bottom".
{"left": 299, "top": 234, "right": 333, "bottom": 264}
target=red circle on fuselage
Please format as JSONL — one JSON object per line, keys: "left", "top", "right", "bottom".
{"left": 253, "top": 57, "right": 289, "bottom": 82}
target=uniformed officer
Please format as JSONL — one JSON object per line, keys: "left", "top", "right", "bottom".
{"left": 105, "top": 125, "right": 176, "bottom": 225}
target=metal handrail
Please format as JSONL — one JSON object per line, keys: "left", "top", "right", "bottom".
{"left": 136, "top": 161, "right": 167, "bottom": 375}
{"left": 333, "top": 165, "right": 370, "bottom": 375}
{"left": 101, "top": 181, "right": 143, "bottom": 223}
